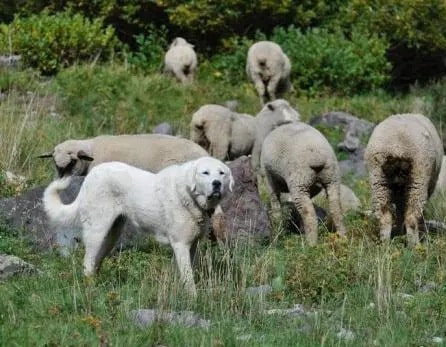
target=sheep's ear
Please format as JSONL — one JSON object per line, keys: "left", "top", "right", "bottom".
{"left": 267, "top": 103, "right": 275, "bottom": 111}
{"left": 77, "top": 150, "right": 94, "bottom": 161}
{"left": 37, "top": 152, "right": 53, "bottom": 159}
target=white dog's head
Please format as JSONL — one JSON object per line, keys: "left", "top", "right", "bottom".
{"left": 188, "top": 157, "right": 234, "bottom": 210}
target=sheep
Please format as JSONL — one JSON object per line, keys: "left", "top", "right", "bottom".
{"left": 434, "top": 156, "right": 446, "bottom": 195}
{"left": 260, "top": 122, "right": 346, "bottom": 245}
{"left": 38, "top": 134, "right": 208, "bottom": 177}
{"left": 246, "top": 41, "right": 292, "bottom": 105}
{"left": 364, "top": 113, "right": 444, "bottom": 247}
{"left": 164, "top": 37, "right": 197, "bottom": 84}
{"left": 189, "top": 99, "right": 300, "bottom": 166}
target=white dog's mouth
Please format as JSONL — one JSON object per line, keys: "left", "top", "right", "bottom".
{"left": 208, "top": 190, "right": 222, "bottom": 200}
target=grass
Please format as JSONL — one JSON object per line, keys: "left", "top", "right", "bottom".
{"left": 1, "top": 62, "right": 446, "bottom": 346}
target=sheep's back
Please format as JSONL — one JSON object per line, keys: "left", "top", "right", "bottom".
{"left": 90, "top": 134, "right": 207, "bottom": 173}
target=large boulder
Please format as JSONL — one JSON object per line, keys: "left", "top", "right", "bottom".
{"left": 0, "top": 254, "right": 37, "bottom": 279}
{"left": 211, "top": 156, "right": 270, "bottom": 245}
{"left": 309, "top": 111, "right": 375, "bottom": 177}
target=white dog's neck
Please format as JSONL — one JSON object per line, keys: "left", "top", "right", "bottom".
{"left": 186, "top": 186, "right": 218, "bottom": 215}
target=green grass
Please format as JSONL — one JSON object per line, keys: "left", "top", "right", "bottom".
{"left": 1, "top": 63, "right": 446, "bottom": 346}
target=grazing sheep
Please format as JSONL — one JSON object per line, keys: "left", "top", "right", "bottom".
{"left": 364, "top": 113, "right": 444, "bottom": 247}
{"left": 261, "top": 122, "right": 346, "bottom": 245}
{"left": 246, "top": 41, "right": 292, "bottom": 104}
{"left": 38, "top": 134, "right": 208, "bottom": 177}
{"left": 190, "top": 99, "right": 300, "bottom": 165}
{"left": 164, "top": 37, "right": 197, "bottom": 84}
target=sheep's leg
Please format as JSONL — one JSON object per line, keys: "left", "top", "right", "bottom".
{"left": 254, "top": 79, "right": 266, "bottom": 104}
{"left": 266, "top": 75, "right": 281, "bottom": 101}
{"left": 291, "top": 188, "right": 318, "bottom": 245}
{"left": 171, "top": 241, "right": 197, "bottom": 297}
{"left": 264, "top": 170, "right": 282, "bottom": 221}
{"left": 369, "top": 167, "right": 393, "bottom": 243}
{"left": 404, "top": 181, "right": 428, "bottom": 248}
{"left": 326, "top": 183, "right": 347, "bottom": 237}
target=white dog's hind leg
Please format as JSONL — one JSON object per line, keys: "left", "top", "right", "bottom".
{"left": 171, "top": 241, "right": 197, "bottom": 297}
{"left": 82, "top": 218, "right": 123, "bottom": 276}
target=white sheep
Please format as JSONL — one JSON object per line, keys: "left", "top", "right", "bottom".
{"left": 246, "top": 41, "right": 292, "bottom": 105}
{"left": 364, "top": 113, "right": 444, "bottom": 247}
{"left": 164, "top": 37, "right": 198, "bottom": 84}
{"left": 189, "top": 99, "right": 300, "bottom": 166}
{"left": 434, "top": 156, "right": 446, "bottom": 195}
{"left": 261, "top": 122, "right": 346, "bottom": 245}
{"left": 38, "top": 134, "right": 208, "bottom": 177}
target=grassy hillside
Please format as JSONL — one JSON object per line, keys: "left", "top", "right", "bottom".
{"left": 1, "top": 62, "right": 446, "bottom": 346}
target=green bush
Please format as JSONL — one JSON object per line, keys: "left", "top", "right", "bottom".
{"left": 0, "top": 11, "right": 118, "bottom": 74}
{"left": 127, "top": 26, "right": 168, "bottom": 73}
{"left": 271, "top": 26, "right": 391, "bottom": 95}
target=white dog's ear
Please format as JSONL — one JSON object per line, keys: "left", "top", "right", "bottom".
{"left": 229, "top": 172, "right": 235, "bottom": 192}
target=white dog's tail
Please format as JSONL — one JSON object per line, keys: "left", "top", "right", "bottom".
{"left": 43, "top": 177, "right": 80, "bottom": 228}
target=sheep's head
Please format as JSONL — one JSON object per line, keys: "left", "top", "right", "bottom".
{"left": 261, "top": 99, "right": 301, "bottom": 127}
{"left": 38, "top": 140, "right": 94, "bottom": 177}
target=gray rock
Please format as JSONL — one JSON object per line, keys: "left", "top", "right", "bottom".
{"left": 264, "top": 304, "right": 307, "bottom": 317}
{"left": 309, "top": 111, "right": 375, "bottom": 178}
{"left": 132, "top": 309, "right": 210, "bottom": 329}
{"left": 0, "top": 176, "right": 145, "bottom": 252}
{"left": 246, "top": 284, "right": 272, "bottom": 296}
{"left": 0, "top": 254, "right": 36, "bottom": 279}
{"left": 222, "top": 100, "right": 239, "bottom": 111}
{"left": 336, "top": 328, "right": 355, "bottom": 341}
{"left": 0, "top": 55, "right": 21, "bottom": 68}
{"left": 211, "top": 156, "right": 270, "bottom": 244}
{"left": 152, "top": 122, "right": 173, "bottom": 135}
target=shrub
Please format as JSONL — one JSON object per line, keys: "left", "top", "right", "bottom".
{"left": 271, "top": 26, "right": 391, "bottom": 95}
{"left": 0, "top": 11, "right": 118, "bottom": 74}
{"left": 127, "top": 25, "right": 168, "bottom": 73}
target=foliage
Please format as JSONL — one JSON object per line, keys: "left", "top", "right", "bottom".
{"left": 0, "top": 11, "right": 118, "bottom": 74}
{"left": 208, "top": 27, "right": 391, "bottom": 95}
{"left": 271, "top": 26, "right": 391, "bottom": 95}
{"left": 127, "top": 25, "right": 168, "bottom": 73}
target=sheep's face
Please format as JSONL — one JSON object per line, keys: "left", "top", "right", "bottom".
{"left": 261, "top": 99, "right": 301, "bottom": 129}
{"left": 53, "top": 142, "right": 93, "bottom": 177}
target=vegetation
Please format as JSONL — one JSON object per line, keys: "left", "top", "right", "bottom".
{"left": 0, "top": 2, "right": 446, "bottom": 346}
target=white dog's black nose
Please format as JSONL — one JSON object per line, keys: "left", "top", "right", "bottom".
{"left": 212, "top": 180, "right": 222, "bottom": 190}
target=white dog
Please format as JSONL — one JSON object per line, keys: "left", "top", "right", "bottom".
{"left": 43, "top": 157, "right": 234, "bottom": 296}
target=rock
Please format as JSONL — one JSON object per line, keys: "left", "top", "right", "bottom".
{"left": 264, "top": 304, "right": 307, "bottom": 317}
{"left": 246, "top": 284, "right": 272, "bottom": 296}
{"left": 280, "top": 199, "right": 328, "bottom": 233}
{"left": 312, "top": 184, "right": 361, "bottom": 213}
{"left": 0, "top": 177, "right": 145, "bottom": 252}
{"left": 309, "top": 111, "right": 375, "bottom": 178}
{"left": 211, "top": 156, "right": 270, "bottom": 245}
{"left": 431, "top": 337, "right": 444, "bottom": 344}
{"left": 336, "top": 328, "right": 355, "bottom": 341}
{"left": 132, "top": 309, "right": 210, "bottom": 329}
{"left": 0, "top": 55, "right": 21, "bottom": 68}
{"left": 0, "top": 254, "right": 36, "bottom": 279}
{"left": 222, "top": 100, "right": 239, "bottom": 111}
{"left": 152, "top": 122, "right": 173, "bottom": 135}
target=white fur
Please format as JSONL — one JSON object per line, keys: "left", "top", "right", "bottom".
{"left": 43, "top": 157, "right": 234, "bottom": 297}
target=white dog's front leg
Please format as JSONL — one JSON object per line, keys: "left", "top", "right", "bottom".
{"left": 171, "top": 242, "right": 197, "bottom": 297}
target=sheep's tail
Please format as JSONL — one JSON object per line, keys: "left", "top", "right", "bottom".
{"left": 183, "top": 63, "right": 191, "bottom": 75}
{"left": 43, "top": 177, "right": 80, "bottom": 229}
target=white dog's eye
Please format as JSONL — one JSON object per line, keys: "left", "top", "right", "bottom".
{"left": 202, "top": 170, "right": 209, "bottom": 175}
{"left": 219, "top": 171, "right": 225, "bottom": 175}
